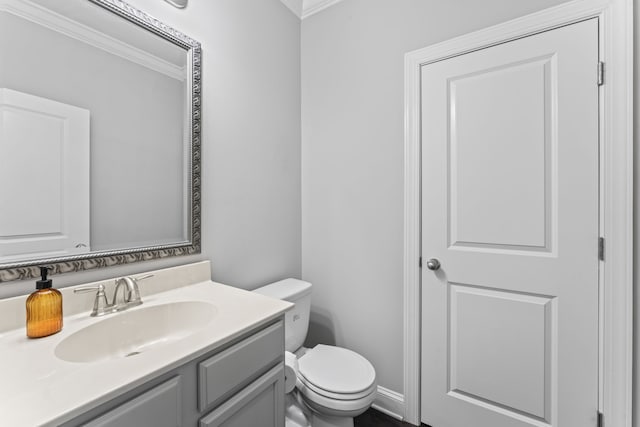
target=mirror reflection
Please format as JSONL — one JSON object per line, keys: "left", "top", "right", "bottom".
{"left": 0, "top": 0, "right": 194, "bottom": 266}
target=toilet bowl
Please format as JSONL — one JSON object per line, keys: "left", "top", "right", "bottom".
{"left": 254, "top": 279, "right": 376, "bottom": 427}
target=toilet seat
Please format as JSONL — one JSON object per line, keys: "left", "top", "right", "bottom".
{"left": 298, "top": 345, "right": 376, "bottom": 393}
{"left": 296, "top": 345, "right": 377, "bottom": 415}
{"left": 299, "top": 375, "right": 377, "bottom": 401}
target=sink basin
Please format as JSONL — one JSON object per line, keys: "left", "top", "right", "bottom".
{"left": 55, "top": 301, "right": 217, "bottom": 363}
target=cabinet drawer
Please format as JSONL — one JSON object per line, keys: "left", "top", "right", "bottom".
{"left": 84, "top": 377, "right": 181, "bottom": 427}
{"left": 198, "top": 321, "right": 284, "bottom": 411}
{"left": 199, "top": 365, "right": 285, "bottom": 427}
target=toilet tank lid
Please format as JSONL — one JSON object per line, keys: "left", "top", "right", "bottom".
{"left": 254, "top": 278, "right": 312, "bottom": 301}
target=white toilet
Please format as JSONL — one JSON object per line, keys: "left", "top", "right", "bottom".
{"left": 254, "top": 279, "right": 377, "bottom": 427}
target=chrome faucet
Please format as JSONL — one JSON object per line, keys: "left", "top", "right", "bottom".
{"left": 113, "top": 276, "right": 144, "bottom": 310}
{"left": 74, "top": 274, "right": 153, "bottom": 316}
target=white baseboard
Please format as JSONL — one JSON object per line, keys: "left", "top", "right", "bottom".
{"left": 371, "top": 386, "right": 405, "bottom": 421}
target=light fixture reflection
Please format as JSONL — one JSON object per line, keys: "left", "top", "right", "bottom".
{"left": 165, "top": 0, "right": 187, "bottom": 8}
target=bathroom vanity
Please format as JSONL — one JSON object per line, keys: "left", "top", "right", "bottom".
{"left": 0, "top": 262, "right": 292, "bottom": 426}
{"left": 63, "top": 321, "right": 285, "bottom": 427}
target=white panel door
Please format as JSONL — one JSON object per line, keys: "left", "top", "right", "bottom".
{"left": 0, "top": 88, "right": 90, "bottom": 261}
{"left": 421, "top": 19, "right": 599, "bottom": 427}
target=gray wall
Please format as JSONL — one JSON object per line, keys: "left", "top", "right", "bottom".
{"left": 0, "top": 0, "right": 301, "bottom": 297}
{"left": 301, "top": 0, "right": 572, "bottom": 395}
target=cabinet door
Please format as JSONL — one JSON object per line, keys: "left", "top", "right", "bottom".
{"left": 199, "top": 321, "right": 284, "bottom": 411}
{"left": 84, "top": 377, "right": 181, "bottom": 427}
{"left": 200, "top": 365, "right": 284, "bottom": 427}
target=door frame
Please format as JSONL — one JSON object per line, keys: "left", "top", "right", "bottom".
{"left": 402, "top": 0, "right": 633, "bottom": 425}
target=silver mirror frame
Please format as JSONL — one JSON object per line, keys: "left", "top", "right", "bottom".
{"left": 0, "top": 0, "right": 202, "bottom": 282}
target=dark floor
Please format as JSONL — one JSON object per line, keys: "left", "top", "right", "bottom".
{"left": 354, "top": 408, "right": 430, "bottom": 427}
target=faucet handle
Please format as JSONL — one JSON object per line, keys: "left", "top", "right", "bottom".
{"left": 128, "top": 274, "right": 153, "bottom": 305}
{"left": 74, "top": 284, "right": 112, "bottom": 317}
{"left": 134, "top": 274, "right": 153, "bottom": 282}
{"left": 74, "top": 284, "right": 104, "bottom": 293}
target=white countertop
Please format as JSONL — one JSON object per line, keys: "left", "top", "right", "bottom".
{"left": 0, "top": 269, "right": 292, "bottom": 426}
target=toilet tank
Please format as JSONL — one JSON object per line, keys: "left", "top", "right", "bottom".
{"left": 254, "top": 278, "right": 312, "bottom": 353}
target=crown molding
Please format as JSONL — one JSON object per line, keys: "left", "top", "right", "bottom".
{"left": 0, "top": 0, "right": 185, "bottom": 81}
{"left": 279, "top": 0, "right": 345, "bottom": 19}
{"left": 302, "top": 0, "right": 344, "bottom": 19}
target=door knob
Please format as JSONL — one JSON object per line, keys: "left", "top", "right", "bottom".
{"left": 426, "top": 258, "right": 441, "bottom": 271}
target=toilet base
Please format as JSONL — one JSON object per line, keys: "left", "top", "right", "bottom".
{"left": 286, "top": 394, "right": 311, "bottom": 427}
{"left": 286, "top": 391, "right": 358, "bottom": 427}
{"left": 310, "top": 413, "right": 354, "bottom": 427}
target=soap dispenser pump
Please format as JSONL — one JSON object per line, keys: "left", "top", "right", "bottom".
{"left": 26, "top": 267, "right": 62, "bottom": 338}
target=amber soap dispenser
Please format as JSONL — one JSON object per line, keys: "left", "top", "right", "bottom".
{"left": 26, "top": 267, "right": 62, "bottom": 338}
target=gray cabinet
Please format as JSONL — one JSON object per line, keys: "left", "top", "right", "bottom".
{"left": 199, "top": 365, "right": 284, "bottom": 427}
{"left": 62, "top": 319, "right": 284, "bottom": 427}
{"left": 199, "top": 322, "right": 284, "bottom": 411}
{"left": 83, "top": 377, "right": 181, "bottom": 427}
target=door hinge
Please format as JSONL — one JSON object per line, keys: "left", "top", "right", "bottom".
{"left": 597, "top": 411, "right": 603, "bottom": 427}
{"left": 419, "top": 257, "right": 422, "bottom": 268}
{"left": 598, "top": 61, "right": 605, "bottom": 86}
{"left": 599, "top": 237, "right": 605, "bottom": 261}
